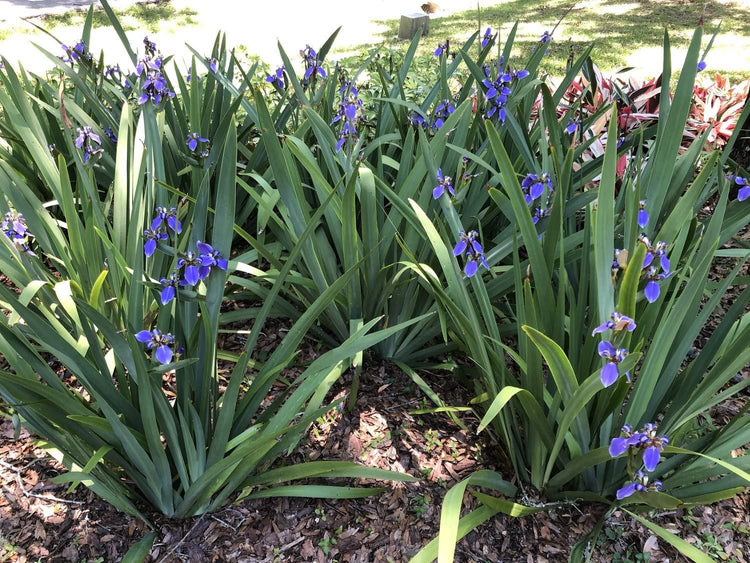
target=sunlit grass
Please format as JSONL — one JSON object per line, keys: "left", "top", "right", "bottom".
{"left": 355, "top": 0, "right": 750, "bottom": 79}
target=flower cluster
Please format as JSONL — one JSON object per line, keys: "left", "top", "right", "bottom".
{"left": 135, "top": 37, "right": 174, "bottom": 106}
{"left": 727, "top": 174, "right": 750, "bottom": 201}
{"left": 186, "top": 132, "right": 209, "bottom": 157}
{"left": 520, "top": 172, "right": 554, "bottom": 226}
{"left": 432, "top": 168, "right": 454, "bottom": 199}
{"left": 60, "top": 39, "right": 91, "bottom": 64}
{"left": 144, "top": 207, "right": 227, "bottom": 297}
{"left": 331, "top": 80, "right": 364, "bottom": 152}
{"left": 300, "top": 45, "right": 326, "bottom": 87}
{"left": 266, "top": 66, "right": 286, "bottom": 90}
{"left": 453, "top": 230, "right": 489, "bottom": 277}
{"left": 75, "top": 126, "right": 103, "bottom": 164}
{"left": 640, "top": 236, "right": 671, "bottom": 303}
{"left": 481, "top": 60, "right": 529, "bottom": 123}
{"left": 610, "top": 423, "right": 669, "bottom": 499}
{"left": 135, "top": 329, "right": 178, "bottom": 364}
{"left": 143, "top": 206, "right": 180, "bottom": 257}
{"left": 2, "top": 210, "right": 35, "bottom": 256}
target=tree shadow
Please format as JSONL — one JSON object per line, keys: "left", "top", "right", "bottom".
{"left": 371, "top": 0, "right": 750, "bottom": 76}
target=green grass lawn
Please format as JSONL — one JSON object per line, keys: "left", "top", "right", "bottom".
{"left": 364, "top": 0, "right": 750, "bottom": 82}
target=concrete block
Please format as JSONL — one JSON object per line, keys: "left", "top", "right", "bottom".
{"left": 398, "top": 13, "right": 429, "bottom": 40}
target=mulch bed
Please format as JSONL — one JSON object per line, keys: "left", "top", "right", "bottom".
{"left": 2, "top": 359, "right": 749, "bottom": 562}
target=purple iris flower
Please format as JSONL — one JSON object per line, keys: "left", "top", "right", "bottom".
{"left": 177, "top": 251, "right": 203, "bottom": 286}
{"left": 196, "top": 241, "right": 228, "bottom": 279}
{"left": 637, "top": 199, "right": 649, "bottom": 228}
{"left": 266, "top": 66, "right": 285, "bottom": 90}
{"left": 730, "top": 175, "right": 750, "bottom": 201}
{"left": 433, "top": 98, "right": 455, "bottom": 129}
{"left": 616, "top": 470, "right": 662, "bottom": 500}
{"left": 75, "top": 126, "right": 103, "bottom": 164}
{"left": 331, "top": 81, "right": 363, "bottom": 152}
{"left": 609, "top": 423, "right": 669, "bottom": 471}
{"left": 143, "top": 36, "right": 157, "bottom": 57}
{"left": 565, "top": 117, "right": 581, "bottom": 134}
{"left": 159, "top": 273, "right": 180, "bottom": 305}
{"left": 409, "top": 111, "right": 426, "bottom": 129}
{"left": 143, "top": 227, "right": 168, "bottom": 257}
{"left": 598, "top": 341, "right": 629, "bottom": 387}
{"left": 434, "top": 41, "right": 448, "bottom": 57}
{"left": 521, "top": 172, "right": 553, "bottom": 205}
{"left": 433, "top": 168, "right": 455, "bottom": 199}
{"left": 104, "top": 127, "right": 118, "bottom": 143}
{"left": 453, "top": 231, "right": 489, "bottom": 277}
{"left": 135, "top": 328, "right": 175, "bottom": 364}
{"left": 480, "top": 61, "right": 526, "bottom": 123}
{"left": 697, "top": 61, "right": 707, "bottom": 72}
{"left": 300, "top": 45, "right": 326, "bottom": 85}
{"left": 206, "top": 57, "right": 218, "bottom": 73}
{"left": 644, "top": 266, "right": 671, "bottom": 303}
{"left": 540, "top": 31, "right": 553, "bottom": 44}
{"left": 2, "top": 210, "right": 36, "bottom": 256}
{"left": 481, "top": 28, "right": 493, "bottom": 48}
{"left": 151, "top": 206, "right": 182, "bottom": 235}
{"left": 186, "top": 132, "right": 209, "bottom": 152}
{"left": 592, "top": 311, "right": 636, "bottom": 336}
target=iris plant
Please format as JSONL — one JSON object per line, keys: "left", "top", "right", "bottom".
{"left": 728, "top": 175, "right": 750, "bottom": 201}
{"left": 480, "top": 61, "right": 529, "bottom": 123}
{"left": 433, "top": 98, "right": 455, "bottom": 129}
{"left": 143, "top": 227, "right": 168, "bottom": 257}
{"left": 481, "top": 28, "right": 494, "bottom": 48}
{"left": 640, "top": 236, "right": 671, "bottom": 303}
{"left": 186, "top": 132, "right": 209, "bottom": 152}
{"left": 637, "top": 199, "right": 649, "bottom": 228}
{"left": 196, "top": 241, "right": 228, "bottom": 279}
{"left": 151, "top": 206, "right": 181, "bottom": 235}
{"left": 300, "top": 45, "right": 326, "bottom": 86}
{"left": 75, "top": 126, "right": 103, "bottom": 164}
{"left": 135, "top": 329, "right": 175, "bottom": 364}
{"left": 2, "top": 210, "right": 35, "bottom": 255}
{"left": 159, "top": 273, "right": 180, "bottom": 305}
{"left": 609, "top": 423, "right": 669, "bottom": 472}
{"left": 266, "top": 67, "right": 285, "bottom": 90}
{"left": 453, "top": 231, "right": 489, "bottom": 277}
{"left": 104, "top": 127, "right": 118, "bottom": 143}
{"left": 432, "top": 168, "right": 455, "bottom": 199}
{"left": 331, "top": 80, "right": 363, "bottom": 152}
{"left": 616, "top": 470, "right": 663, "bottom": 500}
{"left": 60, "top": 39, "right": 90, "bottom": 64}
{"left": 598, "top": 341, "right": 629, "bottom": 387}
{"left": 592, "top": 311, "right": 636, "bottom": 335}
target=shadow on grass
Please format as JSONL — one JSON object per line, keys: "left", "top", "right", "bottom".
{"left": 37, "top": 0, "right": 198, "bottom": 33}
{"left": 372, "top": 0, "right": 750, "bottom": 76}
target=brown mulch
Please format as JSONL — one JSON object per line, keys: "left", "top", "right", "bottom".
{"left": 2, "top": 359, "right": 749, "bottom": 562}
